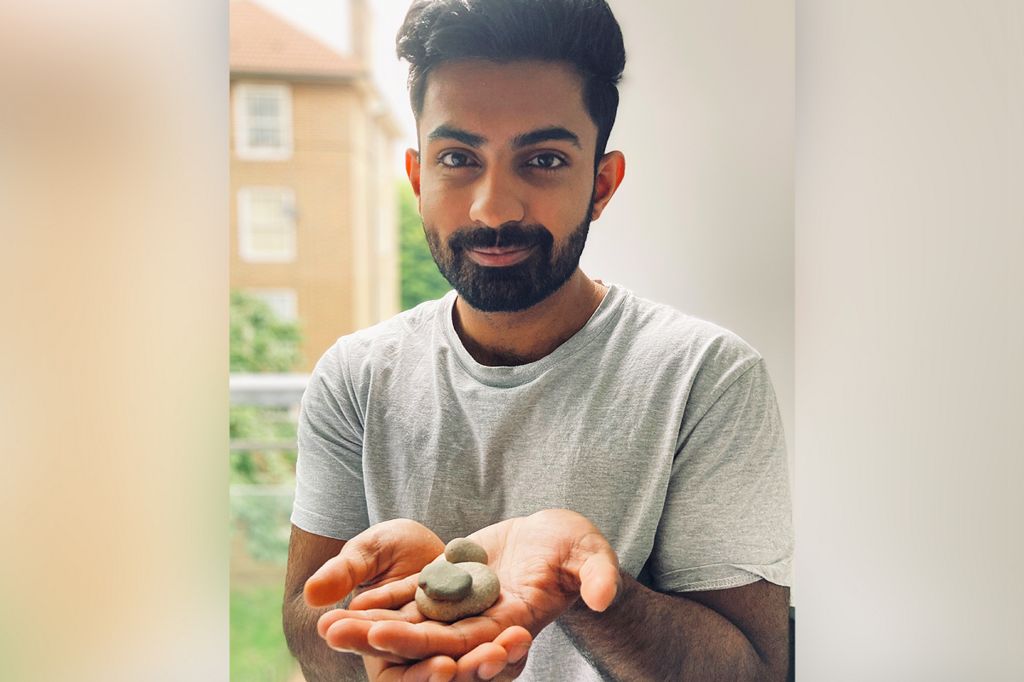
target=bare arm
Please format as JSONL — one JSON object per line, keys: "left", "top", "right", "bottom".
{"left": 558, "top": 574, "right": 790, "bottom": 681}
{"left": 282, "top": 524, "right": 368, "bottom": 682}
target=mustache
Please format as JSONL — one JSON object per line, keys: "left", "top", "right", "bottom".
{"left": 447, "top": 223, "right": 554, "bottom": 251}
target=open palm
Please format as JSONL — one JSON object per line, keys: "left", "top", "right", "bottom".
{"left": 316, "top": 509, "right": 621, "bottom": 664}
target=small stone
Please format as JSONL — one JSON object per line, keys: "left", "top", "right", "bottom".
{"left": 418, "top": 561, "right": 472, "bottom": 602}
{"left": 415, "top": 562, "right": 501, "bottom": 622}
{"left": 445, "top": 538, "right": 488, "bottom": 565}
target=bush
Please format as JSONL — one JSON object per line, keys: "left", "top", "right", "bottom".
{"left": 398, "top": 181, "right": 451, "bottom": 310}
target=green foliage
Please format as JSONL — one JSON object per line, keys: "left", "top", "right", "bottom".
{"left": 230, "top": 490, "right": 293, "bottom": 565}
{"left": 398, "top": 181, "right": 451, "bottom": 310}
{"left": 229, "top": 291, "right": 300, "bottom": 486}
{"left": 230, "top": 584, "right": 295, "bottom": 682}
{"left": 230, "top": 450, "right": 296, "bottom": 487}
{"left": 229, "top": 404, "right": 296, "bottom": 561}
{"left": 229, "top": 291, "right": 301, "bottom": 565}
{"left": 230, "top": 290, "right": 303, "bottom": 372}
{"left": 230, "top": 406, "right": 297, "bottom": 485}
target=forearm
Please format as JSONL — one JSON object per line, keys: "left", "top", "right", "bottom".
{"left": 283, "top": 594, "right": 368, "bottom": 682}
{"left": 557, "top": 572, "right": 774, "bottom": 682}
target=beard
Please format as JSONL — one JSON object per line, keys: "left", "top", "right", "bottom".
{"left": 424, "top": 208, "right": 593, "bottom": 313}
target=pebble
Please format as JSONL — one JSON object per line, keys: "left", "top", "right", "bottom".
{"left": 418, "top": 560, "right": 472, "bottom": 601}
{"left": 444, "top": 537, "right": 489, "bottom": 564}
{"left": 415, "top": 561, "right": 500, "bottom": 622}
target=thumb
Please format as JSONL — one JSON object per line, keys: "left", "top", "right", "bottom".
{"left": 304, "top": 534, "right": 379, "bottom": 608}
{"left": 576, "top": 547, "right": 620, "bottom": 612}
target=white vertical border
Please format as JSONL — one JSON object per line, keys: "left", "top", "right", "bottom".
{"left": 796, "top": 1, "right": 1024, "bottom": 677}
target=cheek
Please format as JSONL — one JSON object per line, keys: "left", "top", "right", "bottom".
{"left": 559, "top": 172, "right": 596, "bottom": 211}
{"left": 539, "top": 182, "right": 593, "bottom": 227}
{"left": 418, "top": 186, "right": 466, "bottom": 227}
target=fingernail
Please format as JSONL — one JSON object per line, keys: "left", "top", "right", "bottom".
{"left": 327, "top": 644, "right": 355, "bottom": 654}
{"left": 508, "top": 644, "right": 529, "bottom": 664}
{"left": 478, "top": 661, "right": 505, "bottom": 680}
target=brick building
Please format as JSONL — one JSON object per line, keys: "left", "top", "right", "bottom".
{"left": 230, "top": 0, "right": 401, "bottom": 371}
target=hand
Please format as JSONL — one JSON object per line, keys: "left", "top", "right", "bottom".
{"left": 317, "top": 509, "right": 621, "bottom": 676}
{"left": 361, "top": 626, "right": 533, "bottom": 682}
{"left": 304, "top": 518, "right": 533, "bottom": 681}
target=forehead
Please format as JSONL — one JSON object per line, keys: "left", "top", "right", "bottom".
{"left": 419, "top": 59, "right": 596, "bottom": 148}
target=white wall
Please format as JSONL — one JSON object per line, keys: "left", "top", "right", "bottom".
{"left": 593, "top": 4, "right": 1024, "bottom": 677}
{"left": 585, "top": 1, "right": 796, "bottom": 467}
{"left": 796, "top": 1, "right": 1024, "bottom": 678}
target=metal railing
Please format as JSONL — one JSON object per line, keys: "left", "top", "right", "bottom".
{"left": 229, "top": 372, "right": 309, "bottom": 407}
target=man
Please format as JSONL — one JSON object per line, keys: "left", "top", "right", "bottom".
{"left": 283, "top": 1, "right": 793, "bottom": 680}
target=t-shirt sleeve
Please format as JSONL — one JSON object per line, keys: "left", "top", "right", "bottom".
{"left": 290, "top": 340, "right": 370, "bottom": 540}
{"left": 648, "top": 357, "right": 793, "bottom": 593}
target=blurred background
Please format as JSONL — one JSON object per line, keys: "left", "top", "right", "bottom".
{"left": 227, "top": 2, "right": 445, "bottom": 679}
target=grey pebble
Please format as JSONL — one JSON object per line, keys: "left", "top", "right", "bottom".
{"left": 415, "top": 561, "right": 500, "bottom": 622}
{"left": 445, "top": 537, "right": 488, "bottom": 565}
{"left": 418, "top": 560, "right": 472, "bottom": 602}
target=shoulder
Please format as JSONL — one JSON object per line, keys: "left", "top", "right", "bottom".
{"left": 615, "top": 288, "right": 763, "bottom": 382}
{"left": 310, "top": 295, "right": 450, "bottom": 391}
{"left": 607, "top": 288, "right": 775, "bottom": 431}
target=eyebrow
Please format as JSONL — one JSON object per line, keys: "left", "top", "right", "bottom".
{"left": 512, "top": 126, "right": 581, "bottom": 150}
{"left": 426, "top": 125, "right": 486, "bottom": 148}
{"left": 425, "top": 124, "right": 582, "bottom": 150}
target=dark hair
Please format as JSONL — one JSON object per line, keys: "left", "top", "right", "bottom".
{"left": 396, "top": 0, "right": 626, "bottom": 167}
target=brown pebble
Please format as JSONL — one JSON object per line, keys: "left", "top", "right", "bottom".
{"left": 415, "top": 562, "right": 500, "bottom": 622}
{"left": 418, "top": 561, "right": 472, "bottom": 602}
{"left": 445, "top": 537, "right": 488, "bottom": 565}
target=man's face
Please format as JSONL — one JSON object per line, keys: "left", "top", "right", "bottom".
{"left": 408, "top": 60, "right": 602, "bottom": 312}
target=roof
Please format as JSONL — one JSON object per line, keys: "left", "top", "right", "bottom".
{"left": 230, "top": 0, "right": 363, "bottom": 79}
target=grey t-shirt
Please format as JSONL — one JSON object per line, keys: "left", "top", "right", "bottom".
{"left": 292, "top": 284, "right": 793, "bottom": 680}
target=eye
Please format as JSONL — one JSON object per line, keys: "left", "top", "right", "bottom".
{"left": 525, "top": 152, "right": 568, "bottom": 171}
{"left": 437, "top": 151, "right": 478, "bottom": 169}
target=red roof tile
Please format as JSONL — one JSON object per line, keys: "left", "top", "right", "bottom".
{"left": 230, "top": 0, "right": 363, "bottom": 78}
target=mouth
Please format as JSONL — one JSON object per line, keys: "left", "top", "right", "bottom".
{"left": 465, "top": 245, "right": 535, "bottom": 267}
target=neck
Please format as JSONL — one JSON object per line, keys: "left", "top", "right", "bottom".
{"left": 452, "top": 270, "right": 607, "bottom": 366}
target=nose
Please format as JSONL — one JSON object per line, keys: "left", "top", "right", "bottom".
{"left": 468, "top": 169, "right": 526, "bottom": 227}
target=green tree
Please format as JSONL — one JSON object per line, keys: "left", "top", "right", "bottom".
{"left": 229, "top": 291, "right": 302, "bottom": 565}
{"left": 230, "top": 290, "right": 302, "bottom": 372}
{"left": 398, "top": 180, "right": 451, "bottom": 310}
{"left": 229, "top": 289, "right": 302, "bottom": 485}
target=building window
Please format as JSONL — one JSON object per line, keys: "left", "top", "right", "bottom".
{"left": 234, "top": 83, "right": 292, "bottom": 160}
{"left": 238, "top": 187, "right": 297, "bottom": 262}
{"left": 246, "top": 288, "right": 298, "bottom": 322}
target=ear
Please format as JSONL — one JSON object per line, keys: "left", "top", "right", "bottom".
{"left": 405, "top": 148, "right": 422, "bottom": 199}
{"left": 590, "top": 151, "right": 625, "bottom": 221}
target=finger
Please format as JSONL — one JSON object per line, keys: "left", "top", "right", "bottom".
{"left": 367, "top": 617, "right": 504, "bottom": 660}
{"left": 305, "top": 530, "right": 383, "bottom": 607}
{"left": 376, "top": 655, "right": 457, "bottom": 682}
{"left": 321, "top": 615, "right": 406, "bottom": 663}
{"left": 577, "top": 549, "right": 620, "bottom": 612}
{"left": 318, "top": 608, "right": 346, "bottom": 637}
{"left": 318, "top": 604, "right": 422, "bottom": 637}
{"left": 498, "top": 651, "right": 530, "bottom": 681}
{"left": 455, "top": 642, "right": 506, "bottom": 682}
{"left": 351, "top": 574, "right": 419, "bottom": 610}
{"left": 492, "top": 626, "right": 531, "bottom": 665}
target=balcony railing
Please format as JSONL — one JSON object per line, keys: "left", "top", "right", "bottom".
{"left": 230, "top": 372, "right": 308, "bottom": 682}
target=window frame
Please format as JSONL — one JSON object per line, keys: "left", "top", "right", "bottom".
{"left": 237, "top": 186, "right": 297, "bottom": 263}
{"left": 233, "top": 82, "right": 293, "bottom": 161}
{"left": 245, "top": 287, "right": 299, "bottom": 322}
